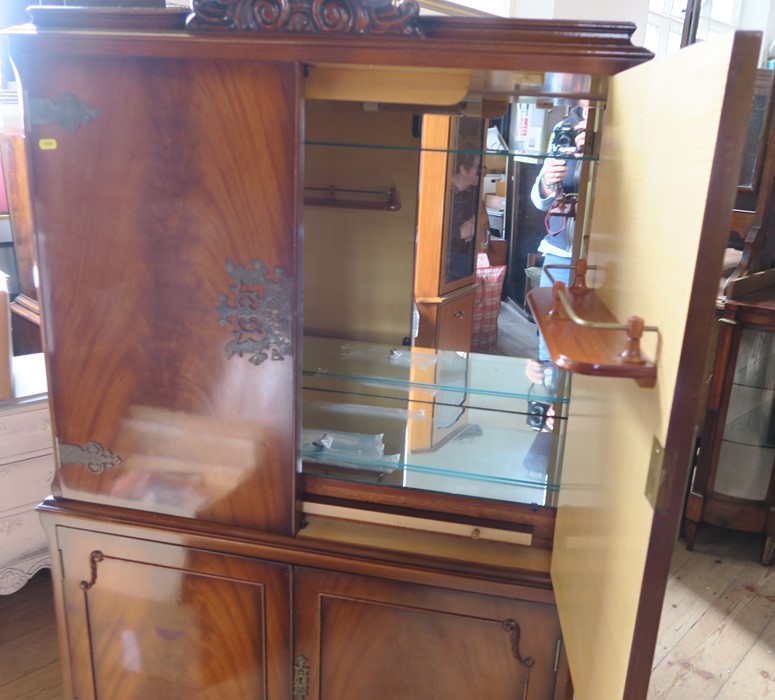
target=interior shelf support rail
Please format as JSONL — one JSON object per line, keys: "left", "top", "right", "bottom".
{"left": 304, "top": 185, "right": 401, "bottom": 212}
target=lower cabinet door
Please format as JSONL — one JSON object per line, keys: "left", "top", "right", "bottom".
{"left": 293, "top": 567, "right": 565, "bottom": 700}
{"left": 55, "top": 527, "right": 291, "bottom": 700}
{"left": 437, "top": 292, "right": 475, "bottom": 352}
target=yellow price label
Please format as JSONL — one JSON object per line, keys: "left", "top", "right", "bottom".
{"left": 38, "top": 139, "right": 58, "bottom": 150}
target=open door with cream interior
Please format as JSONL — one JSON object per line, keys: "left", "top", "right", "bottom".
{"left": 548, "top": 31, "right": 760, "bottom": 700}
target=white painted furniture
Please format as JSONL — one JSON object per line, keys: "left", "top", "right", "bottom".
{"left": 0, "top": 353, "right": 53, "bottom": 594}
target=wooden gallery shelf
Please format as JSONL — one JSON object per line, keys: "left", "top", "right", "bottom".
{"left": 526, "top": 283, "right": 657, "bottom": 388}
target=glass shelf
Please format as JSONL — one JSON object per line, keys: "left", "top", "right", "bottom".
{"left": 302, "top": 387, "right": 563, "bottom": 504}
{"left": 305, "top": 139, "right": 601, "bottom": 163}
{"left": 302, "top": 336, "right": 570, "bottom": 407}
{"left": 301, "top": 338, "right": 567, "bottom": 507}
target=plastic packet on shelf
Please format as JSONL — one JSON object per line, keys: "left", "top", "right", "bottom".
{"left": 301, "top": 428, "right": 386, "bottom": 459}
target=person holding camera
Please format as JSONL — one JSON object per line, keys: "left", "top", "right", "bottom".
{"left": 529, "top": 104, "right": 587, "bottom": 362}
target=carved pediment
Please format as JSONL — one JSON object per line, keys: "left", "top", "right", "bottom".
{"left": 188, "top": 0, "right": 423, "bottom": 36}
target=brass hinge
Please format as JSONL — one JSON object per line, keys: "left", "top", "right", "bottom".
{"left": 28, "top": 92, "right": 98, "bottom": 133}
{"left": 293, "top": 655, "right": 310, "bottom": 699}
{"left": 57, "top": 439, "right": 122, "bottom": 474}
{"left": 645, "top": 436, "right": 676, "bottom": 511}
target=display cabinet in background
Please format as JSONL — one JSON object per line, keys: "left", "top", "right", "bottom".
{"left": 685, "top": 287, "right": 775, "bottom": 565}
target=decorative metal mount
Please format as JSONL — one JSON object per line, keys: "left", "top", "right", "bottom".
{"left": 58, "top": 440, "right": 123, "bottom": 474}
{"left": 501, "top": 618, "right": 534, "bottom": 700}
{"left": 501, "top": 618, "right": 536, "bottom": 670}
{"left": 79, "top": 551, "right": 104, "bottom": 591}
{"left": 29, "top": 92, "right": 99, "bottom": 133}
{"left": 216, "top": 258, "right": 293, "bottom": 365}
{"left": 188, "top": 0, "right": 423, "bottom": 36}
{"left": 292, "top": 655, "right": 310, "bottom": 699}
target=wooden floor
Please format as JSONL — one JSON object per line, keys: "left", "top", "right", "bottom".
{"left": 0, "top": 570, "right": 63, "bottom": 700}
{"left": 1, "top": 525, "right": 772, "bottom": 699}
{"left": 648, "top": 525, "right": 775, "bottom": 699}
{"left": 497, "top": 300, "right": 541, "bottom": 358}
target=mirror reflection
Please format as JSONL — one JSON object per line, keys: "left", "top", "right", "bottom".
{"left": 301, "top": 79, "right": 597, "bottom": 508}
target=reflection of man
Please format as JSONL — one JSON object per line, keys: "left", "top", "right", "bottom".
{"left": 530, "top": 104, "right": 587, "bottom": 362}
{"left": 447, "top": 152, "right": 481, "bottom": 282}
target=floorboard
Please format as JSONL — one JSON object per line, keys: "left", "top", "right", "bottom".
{"left": 0, "top": 569, "right": 63, "bottom": 700}
{"left": 649, "top": 526, "right": 775, "bottom": 699}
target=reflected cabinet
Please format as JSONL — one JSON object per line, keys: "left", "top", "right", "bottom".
{"left": 4, "top": 3, "right": 759, "bottom": 699}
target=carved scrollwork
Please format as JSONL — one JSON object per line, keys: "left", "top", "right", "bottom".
{"left": 216, "top": 258, "right": 293, "bottom": 365}
{"left": 188, "top": 0, "right": 423, "bottom": 36}
{"left": 0, "top": 518, "right": 23, "bottom": 536}
{"left": 0, "top": 554, "right": 50, "bottom": 595}
{"left": 58, "top": 440, "right": 123, "bottom": 474}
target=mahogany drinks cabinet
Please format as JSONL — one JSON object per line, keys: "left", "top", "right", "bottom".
{"left": 2, "top": 3, "right": 760, "bottom": 698}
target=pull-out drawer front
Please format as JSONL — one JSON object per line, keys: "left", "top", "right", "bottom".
{"left": 0, "top": 403, "right": 52, "bottom": 462}
{"left": 0, "top": 453, "right": 56, "bottom": 512}
{"left": 0, "top": 504, "right": 48, "bottom": 567}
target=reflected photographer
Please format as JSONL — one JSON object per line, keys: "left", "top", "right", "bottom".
{"left": 530, "top": 104, "right": 587, "bottom": 362}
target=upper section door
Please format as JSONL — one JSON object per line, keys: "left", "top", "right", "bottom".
{"left": 548, "top": 30, "right": 760, "bottom": 700}
{"left": 16, "top": 53, "right": 302, "bottom": 534}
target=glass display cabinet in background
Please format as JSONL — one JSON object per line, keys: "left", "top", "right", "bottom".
{"left": 686, "top": 287, "right": 775, "bottom": 565}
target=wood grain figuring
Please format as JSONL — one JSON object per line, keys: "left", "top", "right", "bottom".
{"left": 19, "top": 55, "right": 301, "bottom": 533}
{"left": 551, "top": 32, "right": 759, "bottom": 700}
{"left": 55, "top": 526, "right": 292, "bottom": 699}
{"left": 7, "top": 531, "right": 775, "bottom": 700}
{"left": 294, "top": 566, "right": 566, "bottom": 700}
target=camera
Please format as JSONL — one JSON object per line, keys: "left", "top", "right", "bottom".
{"left": 550, "top": 124, "right": 582, "bottom": 157}
{"left": 526, "top": 400, "right": 551, "bottom": 432}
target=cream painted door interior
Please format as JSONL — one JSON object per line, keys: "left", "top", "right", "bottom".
{"left": 550, "top": 31, "right": 761, "bottom": 700}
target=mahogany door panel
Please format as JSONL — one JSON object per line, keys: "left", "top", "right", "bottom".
{"left": 294, "top": 567, "right": 564, "bottom": 700}
{"left": 14, "top": 54, "right": 302, "bottom": 533}
{"left": 55, "top": 526, "right": 292, "bottom": 700}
